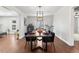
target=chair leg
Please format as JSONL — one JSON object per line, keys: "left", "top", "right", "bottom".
{"left": 42, "top": 42, "right": 47, "bottom": 52}
{"left": 25, "top": 42, "right": 27, "bottom": 48}
{"left": 50, "top": 42, "right": 52, "bottom": 52}
{"left": 34, "top": 40, "right": 37, "bottom": 48}
{"left": 32, "top": 41, "right": 34, "bottom": 49}
{"left": 42, "top": 42, "right": 45, "bottom": 52}
{"left": 45, "top": 42, "right": 47, "bottom": 52}
{"left": 52, "top": 43, "right": 56, "bottom": 52}
{"left": 25, "top": 41, "right": 31, "bottom": 52}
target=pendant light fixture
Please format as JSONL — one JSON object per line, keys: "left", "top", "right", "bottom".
{"left": 37, "top": 6, "right": 43, "bottom": 21}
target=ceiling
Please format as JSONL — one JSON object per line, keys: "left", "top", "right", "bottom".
{"left": 0, "top": 6, "right": 18, "bottom": 16}
{"left": 16, "top": 6, "right": 62, "bottom": 16}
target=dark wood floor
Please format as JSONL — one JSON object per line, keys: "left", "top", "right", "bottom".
{"left": 0, "top": 35, "right": 79, "bottom": 53}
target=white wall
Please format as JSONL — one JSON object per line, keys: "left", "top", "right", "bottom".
{"left": 0, "top": 6, "right": 20, "bottom": 35}
{"left": 43, "top": 15, "right": 54, "bottom": 31}
{"left": 0, "top": 6, "right": 28, "bottom": 39}
{"left": 0, "top": 16, "right": 19, "bottom": 34}
{"left": 53, "top": 7, "right": 74, "bottom": 46}
{"left": 6, "top": 6, "right": 27, "bottom": 39}
{"left": 18, "top": 14, "right": 27, "bottom": 39}
{"left": 27, "top": 15, "right": 53, "bottom": 31}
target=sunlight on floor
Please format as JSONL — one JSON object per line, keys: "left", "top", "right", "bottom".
{"left": 10, "top": 35, "right": 18, "bottom": 47}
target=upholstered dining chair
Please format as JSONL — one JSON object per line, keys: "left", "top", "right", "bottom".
{"left": 24, "top": 33, "right": 30, "bottom": 50}
{"left": 42, "top": 32, "right": 55, "bottom": 52}
{"left": 25, "top": 33, "right": 37, "bottom": 51}
{"left": 30, "top": 36, "right": 37, "bottom": 50}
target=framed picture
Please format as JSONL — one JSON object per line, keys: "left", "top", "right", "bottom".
{"left": 12, "top": 25, "right": 16, "bottom": 30}
{"left": 12, "top": 20, "right": 16, "bottom": 23}
{"left": 12, "top": 27, "right": 16, "bottom": 30}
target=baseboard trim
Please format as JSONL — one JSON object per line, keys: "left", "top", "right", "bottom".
{"left": 19, "top": 35, "right": 24, "bottom": 39}
{"left": 20, "top": 36, "right": 25, "bottom": 40}
{"left": 56, "top": 35, "right": 74, "bottom": 46}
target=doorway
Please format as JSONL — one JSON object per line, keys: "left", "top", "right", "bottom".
{"left": 73, "top": 6, "right": 79, "bottom": 41}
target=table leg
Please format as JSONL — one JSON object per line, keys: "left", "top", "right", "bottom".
{"left": 31, "top": 39, "right": 32, "bottom": 51}
{"left": 45, "top": 42, "right": 47, "bottom": 52}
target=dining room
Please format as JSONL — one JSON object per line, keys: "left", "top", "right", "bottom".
{"left": 0, "top": 0, "right": 79, "bottom": 59}
{"left": 21, "top": 6, "right": 56, "bottom": 52}
{"left": 0, "top": 6, "right": 77, "bottom": 53}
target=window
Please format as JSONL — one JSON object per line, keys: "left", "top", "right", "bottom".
{"left": 36, "top": 20, "right": 44, "bottom": 28}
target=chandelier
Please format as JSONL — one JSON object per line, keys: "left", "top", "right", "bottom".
{"left": 37, "top": 6, "right": 43, "bottom": 21}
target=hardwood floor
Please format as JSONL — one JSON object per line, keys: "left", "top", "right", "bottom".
{"left": 0, "top": 35, "right": 79, "bottom": 53}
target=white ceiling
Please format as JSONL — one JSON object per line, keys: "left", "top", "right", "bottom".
{"left": 16, "top": 6, "right": 62, "bottom": 16}
{"left": 0, "top": 6, "right": 18, "bottom": 16}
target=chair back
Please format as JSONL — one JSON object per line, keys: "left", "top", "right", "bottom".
{"left": 50, "top": 32, "right": 55, "bottom": 42}
{"left": 31, "top": 37, "right": 37, "bottom": 41}
{"left": 42, "top": 32, "right": 55, "bottom": 42}
{"left": 25, "top": 33, "right": 36, "bottom": 41}
{"left": 25, "top": 33, "right": 30, "bottom": 41}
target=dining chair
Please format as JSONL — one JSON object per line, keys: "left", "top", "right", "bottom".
{"left": 24, "top": 33, "right": 31, "bottom": 50}
{"left": 42, "top": 32, "right": 55, "bottom": 52}
{"left": 50, "top": 32, "right": 55, "bottom": 52}
{"left": 30, "top": 36, "right": 37, "bottom": 51}
{"left": 25, "top": 33, "right": 37, "bottom": 51}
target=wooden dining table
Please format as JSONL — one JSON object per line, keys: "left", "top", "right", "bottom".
{"left": 25, "top": 28, "right": 52, "bottom": 52}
